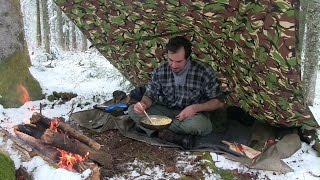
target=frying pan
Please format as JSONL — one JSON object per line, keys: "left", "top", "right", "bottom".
{"left": 140, "top": 115, "right": 172, "bottom": 130}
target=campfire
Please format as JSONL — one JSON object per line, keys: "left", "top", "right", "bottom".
{"left": 12, "top": 112, "right": 112, "bottom": 178}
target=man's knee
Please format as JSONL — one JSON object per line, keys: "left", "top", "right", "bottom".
{"left": 173, "top": 115, "right": 212, "bottom": 136}
{"left": 185, "top": 121, "right": 212, "bottom": 136}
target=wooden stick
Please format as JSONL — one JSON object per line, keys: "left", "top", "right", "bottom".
{"left": 13, "top": 127, "right": 60, "bottom": 165}
{"left": 30, "top": 112, "right": 102, "bottom": 150}
{"left": 137, "top": 102, "right": 153, "bottom": 125}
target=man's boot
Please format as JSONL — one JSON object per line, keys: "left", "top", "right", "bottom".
{"left": 158, "top": 129, "right": 194, "bottom": 149}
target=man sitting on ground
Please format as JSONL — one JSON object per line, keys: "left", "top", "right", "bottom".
{"left": 128, "top": 36, "right": 224, "bottom": 148}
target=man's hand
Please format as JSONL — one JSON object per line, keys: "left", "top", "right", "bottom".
{"left": 176, "top": 105, "right": 197, "bottom": 121}
{"left": 133, "top": 101, "right": 147, "bottom": 114}
{"left": 133, "top": 96, "right": 153, "bottom": 114}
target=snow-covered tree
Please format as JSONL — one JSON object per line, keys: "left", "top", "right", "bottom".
{"left": 36, "top": 0, "right": 41, "bottom": 47}
{"left": 41, "top": 0, "right": 50, "bottom": 53}
{"left": 56, "top": 4, "right": 64, "bottom": 49}
{"left": 70, "top": 21, "right": 77, "bottom": 50}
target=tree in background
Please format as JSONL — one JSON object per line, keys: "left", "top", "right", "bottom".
{"left": 64, "top": 18, "right": 70, "bottom": 51}
{"left": 0, "top": 0, "right": 43, "bottom": 108}
{"left": 300, "top": 0, "right": 320, "bottom": 106}
{"left": 56, "top": 4, "right": 64, "bottom": 50}
{"left": 81, "top": 32, "right": 88, "bottom": 51}
{"left": 41, "top": 0, "right": 50, "bottom": 54}
{"left": 70, "top": 21, "right": 77, "bottom": 50}
{"left": 36, "top": 0, "right": 41, "bottom": 47}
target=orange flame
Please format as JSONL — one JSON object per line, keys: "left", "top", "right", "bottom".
{"left": 49, "top": 119, "right": 89, "bottom": 171}
{"left": 17, "top": 84, "right": 30, "bottom": 104}
{"left": 57, "top": 149, "right": 89, "bottom": 171}
{"left": 49, "top": 118, "right": 60, "bottom": 132}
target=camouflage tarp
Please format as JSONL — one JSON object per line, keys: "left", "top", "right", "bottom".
{"left": 55, "top": 0, "right": 317, "bottom": 127}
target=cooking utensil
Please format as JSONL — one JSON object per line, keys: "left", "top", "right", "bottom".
{"left": 140, "top": 115, "right": 172, "bottom": 130}
{"left": 137, "top": 102, "right": 153, "bottom": 124}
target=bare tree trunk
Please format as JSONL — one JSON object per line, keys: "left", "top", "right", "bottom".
{"left": 70, "top": 22, "right": 77, "bottom": 50}
{"left": 0, "top": 0, "right": 43, "bottom": 107}
{"left": 81, "top": 33, "right": 87, "bottom": 51}
{"left": 36, "top": 0, "right": 41, "bottom": 47}
{"left": 56, "top": 5, "right": 64, "bottom": 49}
{"left": 64, "top": 19, "right": 70, "bottom": 51}
{"left": 302, "top": 0, "right": 320, "bottom": 106}
{"left": 41, "top": 0, "right": 50, "bottom": 54}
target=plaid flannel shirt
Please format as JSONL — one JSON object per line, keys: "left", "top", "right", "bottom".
{"left": 145, "top": 59, "right": 222, "bottom": 109}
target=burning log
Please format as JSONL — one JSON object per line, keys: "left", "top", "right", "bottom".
{"left": 40, "top": 129, "right": 113, "bottom": 168}
{"left": 30, "top": 112, "right": 102, "bottom": 150}
{"left": 13, "top": 126, "right": 104, "bottom": 177}
{"left": 15, "top": 124, "right": 45, "bottom": 139}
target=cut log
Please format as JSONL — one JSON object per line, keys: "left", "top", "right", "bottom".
{"left": 3, "top": 126, "right": 102, "bottom": 177}
{"left": 58, "top": 122, "right": 101, "bottom": 150}
{"left": 30, "top": 112, "right": 102, "bottom": 150}
{"left": 40, "top": 129, "right": 113, "bottom": 168}
{"left": 13, "top": 128, "right": 60, "bottom": 165}
{"left": 0, "top": 128, "right": 33, "bottom": 162}
{"left": 1, "top": 127, "right": 58, "bottom": 168}
{"left": 16, "top": 124, "right": 45, "bottom": 139}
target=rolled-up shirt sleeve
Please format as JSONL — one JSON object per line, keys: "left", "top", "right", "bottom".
{"left": 144, "top": 69, "right": 161, "bottom": 102}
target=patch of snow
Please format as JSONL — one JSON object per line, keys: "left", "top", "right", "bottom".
{"left": 1, "top": 139, "right": 22, "bottom": 169}
{"left": 109, "top": 159, "right": 181, "bottom": 180}
{"left": 211, "top": 142, "right": 320, "bottom": 180}
{"left": 29, "top": 49, "right": 130, "bottom": 99}
{"left": 22, "top": 156, "right": 90, "bottom": 180}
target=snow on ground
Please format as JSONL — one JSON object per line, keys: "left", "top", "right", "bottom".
{"left": 1, "top": 49, "right": 320, "bottom": 179}
{"left": 213, "top": 143, "right": 320, "bottom": 180}
{"left": 29, "top": 49, "right": 130, "bottom": 99}
{"left": 0, "top": 49, "right": 130, "bottom": 180}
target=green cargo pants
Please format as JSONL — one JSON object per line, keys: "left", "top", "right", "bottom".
{"left": 128, "top": 104, "right": 212, "bottom": 136}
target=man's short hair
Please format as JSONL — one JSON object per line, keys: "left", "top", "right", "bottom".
{"left": 165, "top": 36, "right": 192, "bottom": 59}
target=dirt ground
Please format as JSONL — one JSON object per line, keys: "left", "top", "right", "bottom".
{"left": 81, "top": 128, "right": 257, "bottom": 179}
{"left": 86, "top": 129, "right": 200, "bottom": 178}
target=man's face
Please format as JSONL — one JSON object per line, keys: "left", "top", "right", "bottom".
{"left": 167, "top": 47, "right": 187, "bottom": 73}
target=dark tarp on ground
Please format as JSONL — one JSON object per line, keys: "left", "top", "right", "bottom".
{"left": 70, "top": 109, "right": 301, "bottom": 173}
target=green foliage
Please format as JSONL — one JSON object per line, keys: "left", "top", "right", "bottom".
{"left": 54, "top": 0, "right": 66, "bottom": 6}
{"left": 47, "top": 91, "right": 77, "bottom": 102}
{"left": 194, "top": 151, "right": 236, "bottom": 180}
{"left": 0, "top": 152, "right": 15, "bottom": 180}
{"left": 0, "top": 51, "right": 43, "bottom": 108}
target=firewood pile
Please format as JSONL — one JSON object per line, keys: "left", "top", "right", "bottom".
{"left": 2, "top": 112, "right": 114, "bottom": 179}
